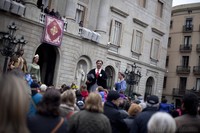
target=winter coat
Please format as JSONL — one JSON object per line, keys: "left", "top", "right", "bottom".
{"left": 130, "top": 106, "right": 158, "bottom": 133}
{"left": 68, "top": 110, "right": 111, "bottom": 133}
{"left": 103, "top": 101, "right": 128, "bottom": 133}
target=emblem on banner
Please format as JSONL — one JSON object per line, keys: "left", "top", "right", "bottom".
{"left": 42, "top": 15, "right": 64, "bottom": 46}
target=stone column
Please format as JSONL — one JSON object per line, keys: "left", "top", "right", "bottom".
{"left": 24, "top": 0, "right": 40, "bottom": 22}
{"left": 96, "top": 0, "right": 110, "bottom": 34}
{"left": 65, "top": 0, "right": 78, "bottom": 22}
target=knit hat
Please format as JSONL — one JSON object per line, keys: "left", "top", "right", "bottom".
{"left": 107, "top": 91, "right": 120, "bottom": 101}
{"left": 147, "top": 95, "right": 159, "bottom": 105}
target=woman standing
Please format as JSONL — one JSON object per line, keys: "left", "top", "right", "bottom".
{"left": 68, "top": 92, "right": 111, "bottom": 133}
{"left": 0, "top": 74, "right": 30, "bottom": 133}
{"left": 28, "top": 54, "right": 41, "bottom": 82}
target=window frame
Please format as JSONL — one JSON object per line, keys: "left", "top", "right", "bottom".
{"left": 131, "top": 29, "right": 143, "bottom": 54}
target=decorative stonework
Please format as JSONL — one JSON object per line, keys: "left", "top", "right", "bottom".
{"left": 110, "top": 6, "right": 129, "bottom": 18}
{"left": 152, "top": 27, "right": 165, "bottom": 36}
{"left": 133, "top": 18, "right": 148, "bottom": 28}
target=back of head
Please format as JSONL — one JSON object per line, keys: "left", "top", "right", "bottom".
{"left": 182, "top": 92, "right": 199, "bottom": 116}
{"left": 107, "top": 90, "right": 120, "bottom": 101}
{"left": 61, "top": 89, "right": 76, "bottom": 107}
{"left": 148, "top": 112, "right": 176, "bottom": 133}
{"left": 128, "top": 103, "right": 142, "bottom": 116}
{"left": 147, "top": 95, "right": 159, "bottom": 108}
{"left": 85, "top": 92, "right": 103, "bottom": 113}
{"left": 0, "top": 74, "right": 29, "bottom": 133}
{"left": 37, "top": 88, "right": 61, "bottom": 116}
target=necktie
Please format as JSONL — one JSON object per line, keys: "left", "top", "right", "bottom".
{"left": 96, "top": 70, "right": 99, "bottom": 78}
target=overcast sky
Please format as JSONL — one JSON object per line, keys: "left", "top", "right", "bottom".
{"left": 173, "top": 0, "right": 200, "bottom": 6}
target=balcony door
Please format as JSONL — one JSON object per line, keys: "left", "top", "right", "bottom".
{"left": 182, "top": 56, "right": 189, "bottom": 67}
{"left": 184, "top": 36, "right": 191, "bottom": 46}
{"left": 179, "top": 77, "right": 187, "bottom": 94}
{"left": 196, "top": 78, "right": 200, "bottom": 92}
{"left": 185, "top": 18, "right": 192, "bottom": 28}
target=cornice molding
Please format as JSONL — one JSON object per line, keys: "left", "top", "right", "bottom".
{"left": 133, "top": 18, "right": 148, "bottom": 28}
{"left": 152, "top": 27, "right": 165, "bottom": 36}
{"left": 110, "top": 6, "right": 129, "bottom": 18}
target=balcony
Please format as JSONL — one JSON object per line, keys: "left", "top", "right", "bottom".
{"left": 176, "top": 66, "right": 190, "bottom": 74}
{"left": 183, "top": 25, "right": 193, "bottom": 33}
{"left": 179, "top": 44, "right": 192, "bottom": 53}
{"left": 196, "top": 44, "right": 200, "bottom": 52}
{"left": 193, "top": 66, "right": 200, "bottom": 75}
{"left": 173, "top": 88, "right": 200, "bottom": 97}
{"left": 173, "top": 88, "right": 186, "bottom": 96}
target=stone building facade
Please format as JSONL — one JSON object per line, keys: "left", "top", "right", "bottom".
{"left": 0, "top": 0, "right": 172, "bottom": 99}
{"left": 163, "top": 3, "right": 200, "bottom": 106}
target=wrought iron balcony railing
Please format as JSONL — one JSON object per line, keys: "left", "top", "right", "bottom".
{"left": 196, "top": 44, "right": 200, "bottom": 52}
{"left": 179, "top": 44, "right": 192, "bottom": 52}
{"left": 176, "top": 66, "right": 190, "bottom": 74}
{"left": 183, "top": 25, "right": 193, "bottom": 32}
{"left": 173, "top": 88, "right": 200, "bottom": 97}
{"left": 193, "top": 66, "right": 200, "bottom": 75}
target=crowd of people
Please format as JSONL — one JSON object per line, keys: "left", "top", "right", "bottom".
{"left": 1, "top": 58, "right": 200, "bottom": 133}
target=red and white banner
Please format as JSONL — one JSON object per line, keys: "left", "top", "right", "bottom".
{"left": 42, "top": 15, "right": 64, "bottom": 46}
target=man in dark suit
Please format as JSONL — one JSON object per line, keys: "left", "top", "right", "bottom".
{"left": 86, "top": 60, "right": 107, "bottom": 92}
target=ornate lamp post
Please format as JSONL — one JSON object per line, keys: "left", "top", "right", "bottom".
{"left": 0, "top": 22, "right": 27, "bottom": 73}
{"left": 125, "top": 63, "right": 142, "bottom": 98}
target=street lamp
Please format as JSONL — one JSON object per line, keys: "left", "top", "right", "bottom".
{"left": 125, "top": 63, "right": 142, "bottom": 98}
{"left": 0, "top": 22, "right": 27, "bottom": 73}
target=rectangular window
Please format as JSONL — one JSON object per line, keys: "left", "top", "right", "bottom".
{"left": 75, "top": 4, "right": 85, "bottom": 25}
{"left": 184, "top": 36, "right": 191, "bottom": 46}
{"left": 196, "top": 78, "right": 200, "bottom": 91}
{"left": 151, "top": 39, "right": 160, "bottom": 60}
{"left": 132, "top": 30, "right": 143, "bottom": 53}
{"left": 170, "top": 20, "right": 173, "bottom": 29}
{"left": 157, "top": 0, "right": 163, "bottom": 18}
{"left": 168, "top": 37, "right": 171, "bottom": 48}
{"left": 163, "top": 77, "right": 167, "bottom": 89}
{"left": 182, "top": 56, "right": 189, "bottom": 67}
{"left": 139, "top": 0, "right": 146, "bottom": 8}
{"left": 185, "top": 18, "right": 192, "bottom": 28}
{"left": 179, "top": 77, "right": 187, "bottom": 91}
{"left": 166, "top": 56, "right": 169, "bottom": 67}
{"left": 110, "top": 20, "right": 122, "bottom": 46}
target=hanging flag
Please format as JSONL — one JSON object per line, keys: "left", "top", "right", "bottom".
{"left": 42, "top": 15, "right": 64, "bottom": 46}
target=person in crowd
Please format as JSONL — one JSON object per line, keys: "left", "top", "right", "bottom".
{"left": 118, "top": 98, "right": 129, "bottom": 119}
{"left": 148, "top": 112, "right": 176, "bottom": 133}
{"left": 103, "top": 90, "right": 128, "bottom": 133}
{"left": 28, "top": 81, "right": 43, "bottom": 117}
{"left": 97, "top": 86, "right": 108, "bottom": 103}
{"left": 68, "top": 92, "right": 111, "bottom": 133}
{"left": 86, "top": 60, "right": 107, "bottom": 92}
{"left": 0, "top": 74, "right": 30, "bottom": 133}
{"left": 159, "top": 98, "right": 170, "bottom": 113}
{"left": 44, "top": 6, "right": 50, "bottom": 14}
{"left": 75, "top": 89, "right": 85, "bottom": 110}
{"left": 124, "top": 103, "right": 142, "bottom": 132}
{"left": 27, "top": 88, "right": 68, "bottom": 133}
{"left": 28, "top": 54, "right": 41, "bottom": 82}
{"left": 175, "top": 93, "right": 200, "bottom": 133}
{"left": 39, "top": 83, "right": 47, "bottom": 95}
{"left": 80, "top": 85, "right": 89, "bottom": 101}
{"left": 60, "top": 89, "right": 79, "bottom": 119}
{"left": 50, "top": 9, "right": 55, "bottom": 16}
{"left": 130, "top": 95, "right": 159, "bottom": 133}
{"left": 115, "top": 72, "right": 127, "bottom": 93}
{"left": 170, "top": 109, "right": 180, "bottom": 118}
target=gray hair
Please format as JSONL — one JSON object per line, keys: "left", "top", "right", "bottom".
{"left": 148, "top": 112, "right": 176, "bottom": 133}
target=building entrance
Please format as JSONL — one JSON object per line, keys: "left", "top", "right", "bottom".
{"left": 36, "top": 43, "right": 57, "bottom": 86}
